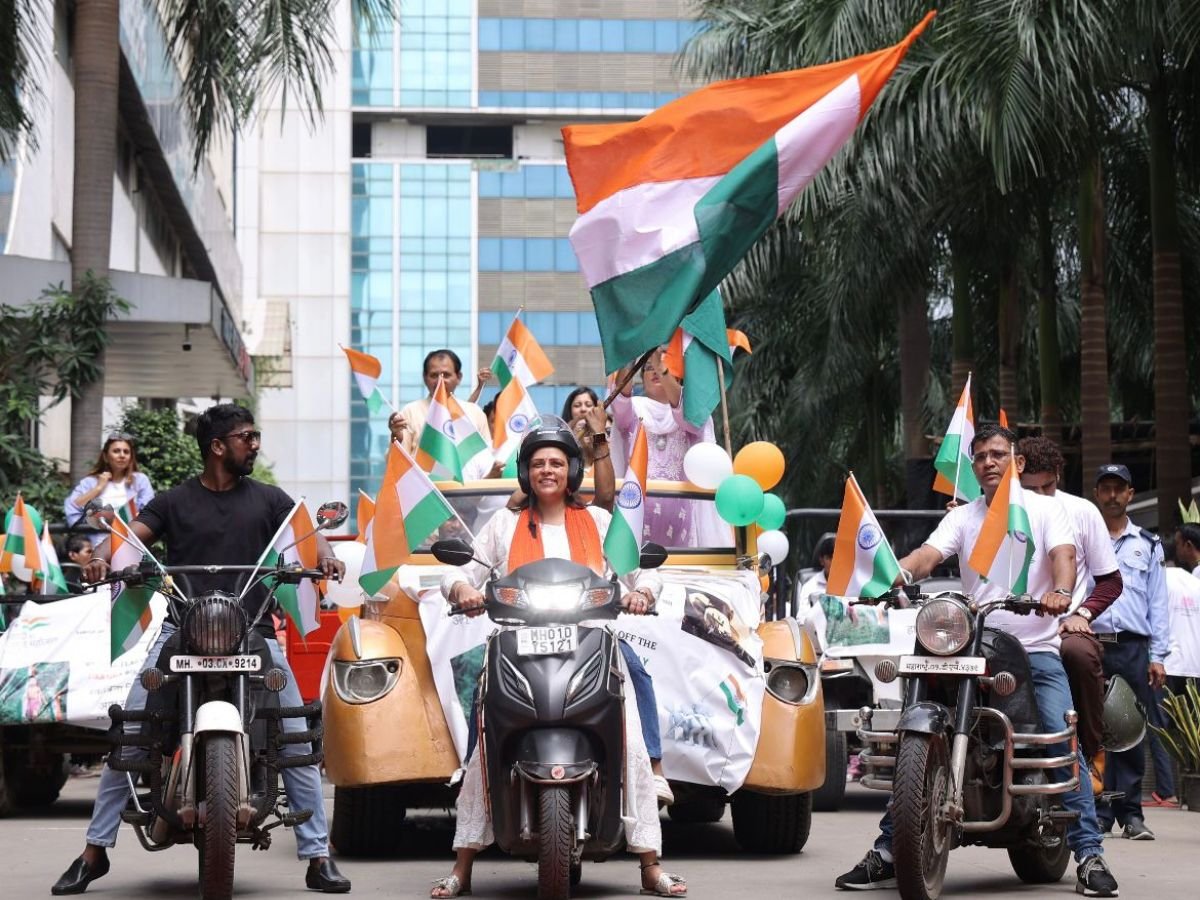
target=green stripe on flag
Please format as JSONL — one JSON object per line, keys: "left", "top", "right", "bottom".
{"left": 419, "top": 426, "right": 463, "bottom": 480}
{"left": 366, "top": 388, "right": 384, "bottom": 415}
{"left": 603, "top": 507, "right": 641, "bottom": 577}
{"left": 1008, "top": 505, "right": 1035, "bottom": 594}
{"left": 862, "top": 546, "right": 902, "bottom": 598}
{"left": 693, "top": 138, "right": 780, "bottom": 281}
{"left": 456, "top": 430, "right": 489, "bottom": 463}
{"left": 678, "top": 290, "right": 733, "bottom": 427}
{"left": 719, "top": 681, "right": 745, "bottom": 725}
{"left": 934, "top": 434, "right": 981, "bottom": 497}
{"left": 110, "top": 583, "right": 154, "bottom": 660}
{"left": 492, "top": 356, "right": 514, "bottom": 390}
{"left": 403, "top": 491, "right": 455, "bottom": 553}
{"left": 360, "top": 565, "right": 398, "bottom": 598}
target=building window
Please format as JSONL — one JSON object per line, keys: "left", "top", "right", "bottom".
{"left": 427, "top": 125, "right": 513, "bottom": 159}
{"left": 478, "top": 238, "right": 578, "bottom": 273}
{"left": 476, "top": 19, "right": 702, "bottom": 54}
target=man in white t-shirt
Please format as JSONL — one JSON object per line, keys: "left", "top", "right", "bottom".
{"left": 1175, "top": 523, "right": 1200, "bottom": 578}
{"left": 835, "top": 424, "right": 1118, "bottom": 899}
{"left": 1164, "top": 563, "right": 1200, "bottom": 681}
{"left": 1017, "top": 437, "right": 1123, "bottom": 783}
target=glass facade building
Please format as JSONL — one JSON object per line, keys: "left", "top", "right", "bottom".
{"left": 348, "top": 0, "right": 696, "bottom": 493}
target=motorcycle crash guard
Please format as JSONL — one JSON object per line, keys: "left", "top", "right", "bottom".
{"left": 897, "top": 700, "right": 952, "bottom": 736}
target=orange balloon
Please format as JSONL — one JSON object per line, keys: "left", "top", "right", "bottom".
{"left": 337, "top": 605, "right": 361, "bottom": 623}
{"left": 733, "top": 442, "right": 786, "bottom": 490}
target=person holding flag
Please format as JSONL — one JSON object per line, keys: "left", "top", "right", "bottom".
{"left": 835, "top": 424, "right": 1118, "bottom": 898}
{"left": 51, "top": 403, "right": 353, "bottom": 896}
{"left": 64, "top": 432, "right": 156, "bottom": 539}
{"left": 431, "top": 422, "right": 684, "bottom": 900}
{"left": 389, "top": 349, "right": 490, "bottom": 459}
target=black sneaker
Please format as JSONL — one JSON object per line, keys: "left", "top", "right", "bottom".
{"left": 835, "top": 849, "right": 897, "bottom": 890}
{"left": 1076, "top": 854, "right": 1119, "bottom": 897}
{"left": 1122, "top": 816, "right": 1154, "bottom": 840}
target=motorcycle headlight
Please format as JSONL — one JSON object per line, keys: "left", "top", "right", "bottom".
{"left": 524, "top": 582, "right": 583, "bottom": 611}
{"left": 332, "top": 658, "right": 402, "bottom": 704}
{"left": 183, "top": 593, "right": 248, "bottom": 655}
{"left": 766, "top": 662, "right": 811, "bottom": 704}
{"left": 915, "top": 597, "right": 973, "bottom": 656}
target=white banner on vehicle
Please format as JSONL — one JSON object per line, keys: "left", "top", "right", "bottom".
{"left": 0, "top": 591, "right": 167, "bottom": 730}
{"left": 418, "top": 567, "right": 767, "bottom": 794}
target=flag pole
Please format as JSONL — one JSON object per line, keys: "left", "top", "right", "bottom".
{"left": 716, "top": 356, "right": 733, "bottom": 459}
{"left": 601, "top": 348, "right": 656, "bottom": 411}
{"left": 952, "top": 371, "right": 972, "bottom": 501}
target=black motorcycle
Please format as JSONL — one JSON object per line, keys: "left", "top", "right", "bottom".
{"left": 433, "top": 538, "right": 666, "bottom": 900}
{"left": 96, "top": 503, "right": 346, "bottom": 900}
{"left": 857, "top": 590, "right": 1081, "bottom": 900}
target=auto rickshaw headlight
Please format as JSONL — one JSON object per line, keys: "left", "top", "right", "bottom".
{"left": 332, "top": 658, "right": 402, "bottom": 704}
{"left": 766, "top": 662, "right": 810, "bottom": 704}
{"left": 915, "top": 597, "right": 972, "bottom": 656}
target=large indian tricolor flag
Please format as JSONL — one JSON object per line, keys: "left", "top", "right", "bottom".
{"left": 967, "top": 453, "right": 1035, "bottom": 593}
{"left": 417, "top": 378, "right": 493, "bottom": 481}
{"left": 108, "top": 515, "right": 158, "bottom": 660}
{"left": 360, "top": 441, "right": 456, "bottom": 595}
{"left": 827, "top": 473, "right": 901, "bottom": 598}
{"left": 605, "top": 422, "right": 648, "bottom": 576}
{"left": 659, "top": 290, "right": 752, "bottom": 427}
{"left": 492, "top": 315, "right": 554, "bottom": 390}
{"left": 933, "top": 374, "right": 981, "bottom": 501}
{"left": 563, "top": 13, "right": 934, "bottom": 370}
{"left": 256, "top": 500, "right": 324, "bottom": 637}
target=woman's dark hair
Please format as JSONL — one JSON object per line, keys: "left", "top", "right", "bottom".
{"left": 88, "top": 432, "right": 140, "bottom": 477}
{"left": 195, "top": 403, "right": 255, "bottom": 460}
{"left": 560, "top": 386, "right": 600, "bottom": 422}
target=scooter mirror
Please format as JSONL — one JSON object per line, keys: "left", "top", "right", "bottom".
{"left": 638, "top": 542, "right": 668, "bottom": 570}
{"left": 432, "top": 538, "right": 475, "bottom": 567}
{"left": 316, "top": 501, "right": 350, "bottom": 530}
{"left": 82, "top": 501, "right": 114, "bottom": 530}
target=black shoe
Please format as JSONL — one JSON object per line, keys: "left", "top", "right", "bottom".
{"left": 306, "top": 858, "right": 351, "bottom": 893}
{"left": 1076, "top": 854, "right": 1119, "bottom": 897}
{"left": 1122, "top": 816, "right": 1155, "bottom": 840}
{"left": 50, "top": 855, "right": 110, "bottom": 896}
{"left": 835, "top": 849, "right": 897, "bottom": 890}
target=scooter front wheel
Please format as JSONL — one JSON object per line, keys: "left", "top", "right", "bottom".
{"left": 891, "top": 732, "right": 952, "bottom": 900}
{"left": 537, "top": 785, "right": 573, "bottom": 900}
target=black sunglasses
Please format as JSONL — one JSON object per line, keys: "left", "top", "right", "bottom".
{"left": 222, "top": 429, "right": 262, "bottom": 444}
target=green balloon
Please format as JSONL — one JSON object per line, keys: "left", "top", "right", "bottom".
{"left": 715, "top": 474, "right": 765, "bottom": 526}
{"left": 757, "top": 493, "right": 786, "bottom": 530}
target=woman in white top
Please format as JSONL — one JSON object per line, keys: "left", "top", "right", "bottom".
{"left": 432, "top": 423, "right": 686, "bottom": 899}
{"left": 64, "top": 433, "right": 155, "bottom": 537}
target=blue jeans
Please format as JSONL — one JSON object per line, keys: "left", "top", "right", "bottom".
{"left": 464, "top": 638, "right": 662, "bottom": 761}
{"left": 85, "top": 625, "right": 330, "bottom": 859}
{"left": 874, "top": 651, "right": 1104, "bottom": 863}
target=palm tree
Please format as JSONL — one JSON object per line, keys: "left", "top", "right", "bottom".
{"left": 3, "top": 0, "right": 394, "bottom": 481}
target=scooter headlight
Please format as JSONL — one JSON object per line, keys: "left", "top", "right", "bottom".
{"left": 332, "top": 658, "right": 402, "bottom": 704}
{"left": 524, "top": 582, "right": 583, "bottom": 611}
{"left": 916, "top": 598, "right": 973, "bottom": 656}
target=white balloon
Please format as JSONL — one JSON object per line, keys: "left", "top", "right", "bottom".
{"left": 326, "top": 541, "right": 368, "bottom": 608}
{"left": 757, "top": 530, "right": 791, "bottom": 567}
{"left": 683, "top": 443, "right": 733, "bottom": 489}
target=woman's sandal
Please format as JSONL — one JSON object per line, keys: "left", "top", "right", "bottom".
{"left": 639, "top": 862, "right": 687, "bottom": 897}
{"left": 430, "top": 874, "right": 471, "bottom": 898}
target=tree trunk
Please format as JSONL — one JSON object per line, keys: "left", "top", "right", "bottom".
{"left": 899, "top": 288, "right": 933, "bottom": 509}
{"left": 1078, "top": 150, "right": 1112, "bottom": 480}
{"left": 68, "top": 1, "right": 121, "bottom": 482}
{"left": 1147, "top": 82, "right": 1190, "bottom": 532}
{"left": 1036, "top": 197, "right": 1062, "bottom": 442}
{"left": 997, "top": 259, "right": 1019, "bottom": 422}
{"left": 950, "top": 244, "right": 974, "bottom": 399}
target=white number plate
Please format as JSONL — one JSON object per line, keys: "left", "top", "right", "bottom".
{"left": 169, "top": 655, "right": 262, "bottom": 673}
{"left": 516, "top": 625, "right": 578, "bottom": 656}
{"left": 897, "top": 655, "right": 986, "bottom": 676}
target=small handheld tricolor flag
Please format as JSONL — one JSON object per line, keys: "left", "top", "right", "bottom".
{"left": 256, "top": 500, "right": 325, "bottom": 637}
{"left": 356, "top": 489, "right": 376, "bottom": 544}
{"left": 827, "top": 473, "right": 901, "bottom": 598}
{"left": 341, "top": 345, "right": 388, "bottom": 414}
{"left": 933, "top": 374, "right": 982, "bottom": 501}
{"left": 416, "top": 378, "right": 493, "bottom": 482}
{"left": 1, "top": 495, "right": 42, "bottom": 580}
{"left": 36, "top": 523, "right": 68, "bottom": 594}
{"left": 360, "top": 441, "right": 456, "bottom": 595}
{"left": 492, "top": 314, "right": 554, "bottom": 390}
{"left": 563, "top": 13, "right": 934, "bottom": 372}
{"left": 108, "top": 516, "right": 159, "bottom": 660}
{"left": 492, "top": 378, "right": 542, "bottom": 466}
{"left": 605, "top": 421, "right": 648, "bottom": 576}
{"left": 967, "top": 452, "right": 1035, "bottom": 593}
{"left": 117, "top": 496, "right": 139, "bottom": 524}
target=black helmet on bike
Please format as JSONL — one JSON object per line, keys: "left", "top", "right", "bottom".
{"left": 1101, "top": 674, "right": 1147, "bottom": 753}
{"left": 517, "top": 416, "right": 584, "bottom": 495}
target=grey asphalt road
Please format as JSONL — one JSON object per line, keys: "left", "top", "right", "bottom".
{"left": 8, "top": 777, "right": 1193, "bottom": 899}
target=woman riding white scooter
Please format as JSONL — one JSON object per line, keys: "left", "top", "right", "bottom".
{"left": 431, "top": 421, "right": 687, "bottom": 899}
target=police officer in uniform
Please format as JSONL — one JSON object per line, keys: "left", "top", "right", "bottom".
{"left": 1091, "top": 464, "right": 1169, "bottom": 840}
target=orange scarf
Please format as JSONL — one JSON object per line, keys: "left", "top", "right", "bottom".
{"left": 509, "top": 507, "right": 604, "bottom": 575}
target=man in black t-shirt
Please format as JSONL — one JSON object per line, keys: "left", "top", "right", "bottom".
{"left": 52, "top": 404, "right": 352, "bottom": 896}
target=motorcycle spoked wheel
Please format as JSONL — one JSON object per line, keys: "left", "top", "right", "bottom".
{"left": 891, "top": 733, "right": 954, "bottom": 900}
{"left": 198, "top": 735, "right": 239, "bottom": 900}
{"left": 537, "top": 785, "right": 573, "bottom": 900}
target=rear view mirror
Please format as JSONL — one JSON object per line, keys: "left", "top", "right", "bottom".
{"left": 316, "top": 501, "right": 350, "bottom": 530}
{"left": 82, "top": 501, "right": 114, "bottom": 530}
{"left": 638, "top": 542, "right": 668, "bottom": 570}
{"left": 432, "top": 539, "right": 475, "bottom": 567}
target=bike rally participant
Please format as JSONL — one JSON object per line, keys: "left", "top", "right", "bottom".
{"left": 50, "top": 403, "right": 352, "bottom": 896}
{"left": 430, "top": 422, "right": 687, "bottom": 899}
{"left": 1090, "top": 463, "right": 1169, "bottom": 840}
{"left": 1016, "top": 437, "right": 1124, "bottom": 790}
{"left": 834, "top": 424, "right": 1120, "bottom": 898}
{"left": 64, "top": 432, "right": 156, "bottom": 539}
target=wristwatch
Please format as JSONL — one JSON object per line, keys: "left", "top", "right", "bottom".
{"left": 1075, "top": 607, "right": 1092, "bottom": 622}
{"left": 591, "top": 431, "right": 608, "bottom": 445}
